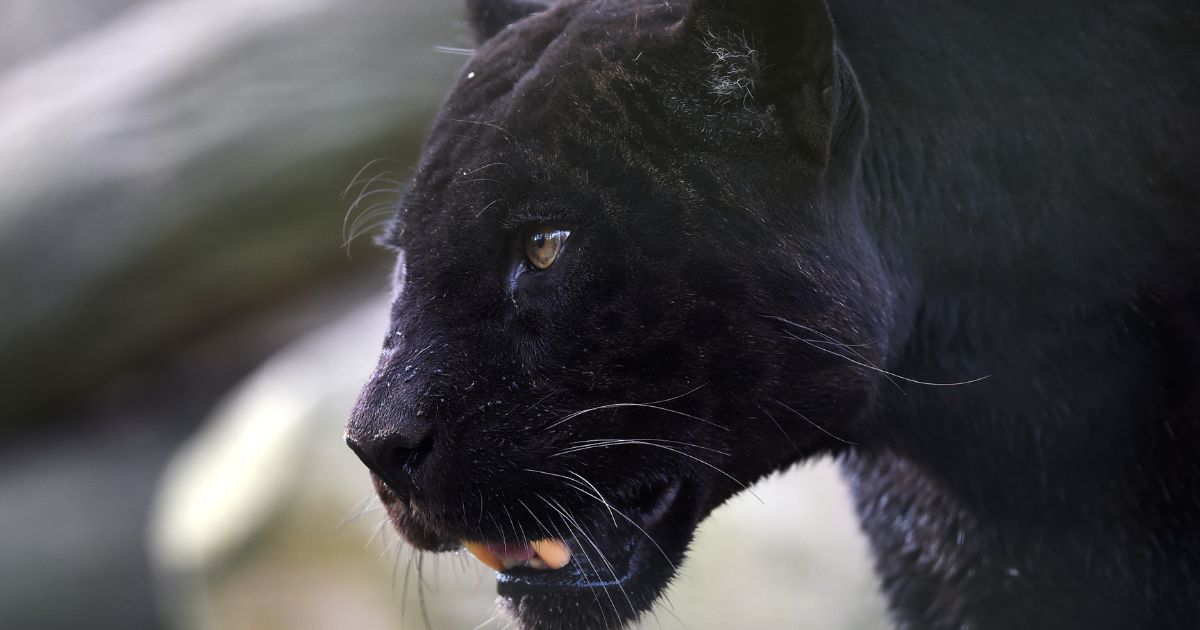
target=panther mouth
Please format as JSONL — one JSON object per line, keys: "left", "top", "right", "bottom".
{"left": 398, "top": 475, "right": 697, "bottom": 628}
{"left": 486, "top": 476, "right": 683, "bottom": 587}
{"left": 503, "top": 480, "right": 697, "bottom": 630}
{"left": 360, "top": 421, "right": 717, "bottom": 630}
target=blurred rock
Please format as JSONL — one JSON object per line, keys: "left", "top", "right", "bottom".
{"left": 0, "top": 417, "right": 185, "bottom": 630}
{"left": 151, "top": 296, "right": 889, "bottom": 630}
{"left": 0, "top": 280, "right": 393, "bottom": 630}
{"left": 0, "top": 0, "right": 467, "bottom": 427}
{"left": 151, "top": 296, "right": 398, "bottom": 629}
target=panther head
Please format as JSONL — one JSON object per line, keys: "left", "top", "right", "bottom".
{"left": 346, "top": 0, "right": 896, "bottom": 627}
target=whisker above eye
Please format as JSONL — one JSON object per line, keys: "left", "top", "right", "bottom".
{"left": 458, "top": 161, "right": 513, "bottom": 177}
{"left": 446, "top": 117, "right": 518, "bottom": 143}
{"left": 341, "top": 163, "right": 405, "bottom": 253}
{"left": 474, "top": 197, "right": 504, "bottom": 218}
{"left": 341, "top": 157, "right": 398, "bottom": 199}
{"left": 433, "top": 45, "right": 476, "bottom": 56}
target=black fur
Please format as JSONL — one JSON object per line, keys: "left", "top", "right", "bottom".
{"left": 346, "top": 0, "right": 1200, "bottom": 628}
{"left": 466, "top": 0, "right": 551, "bottom": 41}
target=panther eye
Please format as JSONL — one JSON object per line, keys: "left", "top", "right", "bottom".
{"left": 523, "top": 225, "right": 570, "bottom": 270}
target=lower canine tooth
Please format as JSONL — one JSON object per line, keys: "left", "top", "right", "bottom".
{"left": 530, "top": 539, "right": 571, "bottom": 570}
{"left": 463, "top": 541, "right": 505, "bottom": 572}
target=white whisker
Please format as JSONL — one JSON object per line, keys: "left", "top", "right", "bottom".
{"left": 541, "top": 495, "right": 639, "bottom": 618}
{"left": 553, "top": 440, "right": 762, "bottom": 503}
{"left": 769, "top": 396, "right": 858, "bottom": 446}
{"left": 434, "top": 45, "right": 476, "bottom": 56}
{"left": 562, "top": 438, "right": 729, "bottom": 457}
{"left": 525, "top": 467, "right": 679, "bottom": 571}
{"left": 763, "top": 314, "right": 989, "bottom": 387}
{"left": 518, "top": 498, "right": 616, "bottom": 626}
{"left": 546, "top": 402, "right": 725, "bottom": 432}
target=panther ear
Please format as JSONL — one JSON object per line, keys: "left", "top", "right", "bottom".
{"left": 465, "top": 0, "right": 551, "bottom": 42}
{"left": 683, "top": 0, "right": 847, "bottom": 162}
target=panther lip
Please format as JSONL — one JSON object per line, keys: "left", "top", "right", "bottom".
{"left": 463, "top": 539, "right": 572, "bottom": 572}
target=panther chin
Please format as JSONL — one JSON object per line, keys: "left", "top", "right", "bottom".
{"left": 376, "top": 474, "right": 700, "bottom": 630}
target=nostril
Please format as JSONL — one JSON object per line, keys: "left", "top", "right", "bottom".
{"left": 345, "top": 429, "right": 435, "bottom": 501}
{"left": 394, "top": 435, "right": 435, "bottom": 473}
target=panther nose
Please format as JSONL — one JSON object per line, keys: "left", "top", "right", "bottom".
{"left": 344, "top": 424, "right": 434, "bottom": 502}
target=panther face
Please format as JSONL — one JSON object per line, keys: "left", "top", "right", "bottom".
{"left": 346, "top": 0, "right": 895, "bottom": 627}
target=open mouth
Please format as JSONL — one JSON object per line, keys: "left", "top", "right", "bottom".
{"left": 456, "top": 476, "right": 692, "bottom": 615}
{"left": 371, "top": 466, "right": 707, "bottom": 629}
{"left": 464, "top": 539, "right": 573, "bottom": 572}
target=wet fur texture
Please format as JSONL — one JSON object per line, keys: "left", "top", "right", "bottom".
{"left": 347, "top": 1, "right": 1200, "bottom": 628}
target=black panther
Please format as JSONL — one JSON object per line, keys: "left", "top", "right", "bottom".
{"left": 344, "top": 0, "right": 1200, "bottom": 628}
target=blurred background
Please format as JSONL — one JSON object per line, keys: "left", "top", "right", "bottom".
{"left": 0, "top": 0, "right": 888, "bottom": 628}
